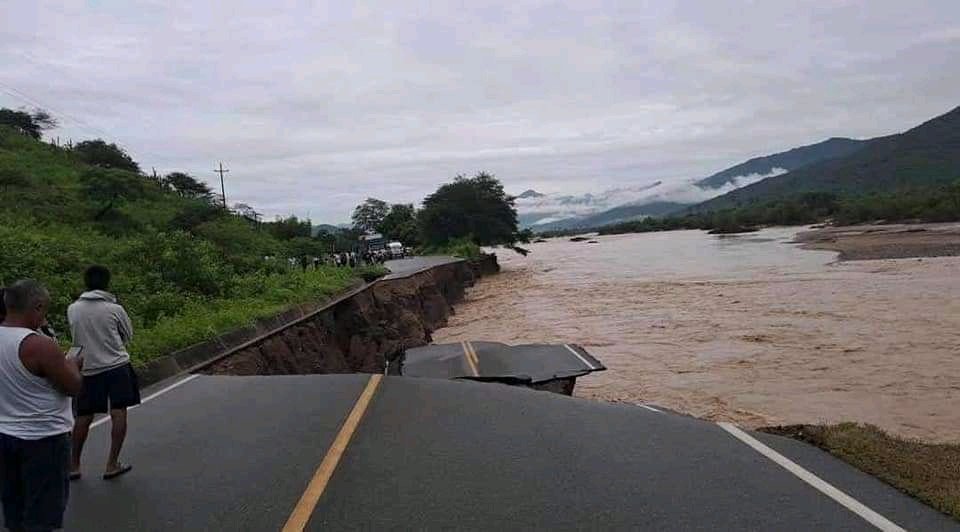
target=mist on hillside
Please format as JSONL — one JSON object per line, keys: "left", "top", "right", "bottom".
{"left": 516, "top": 168, "right": 787, "bottom": 226}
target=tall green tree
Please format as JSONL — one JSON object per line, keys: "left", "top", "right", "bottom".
{"left": 164, "top": 172, "right": 213, "bottom": 200}
{"left": 78, "top": 168, "right": 146, "bottom": 220}
{"left": 418, "top": 172, "right": 518, "bottom": 246}
{"left": 0, "top": 108, "right": 56, "bottom": 140}
{"left": 351, "top": 198, "right": 389, "bottom": 233}
{"left": 286, "top": 236, "right": 326, "bottom": 270}
{"left": 0, "top": 168, "right": 30, "bottom": 192}
{"left": 233, "top": 202, "right": 261, "bottom": 221}
{"left": 379, "top": 203, "right": 419, "bottom": 245}
{"left": 169, "top": 200, "right": 222, "bottom": 231}
{"left": 269, "top": 215, "right": 312, "bottom": 240}
{"left": 72, "top": 139, "right": 140, "bottom": 172}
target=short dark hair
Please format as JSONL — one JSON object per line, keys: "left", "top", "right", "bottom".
{"left": 84, "top": 265, "right": 111, "bottom": 291}
{"left": 3, "top": 280, "right": 50, "bottom": 313}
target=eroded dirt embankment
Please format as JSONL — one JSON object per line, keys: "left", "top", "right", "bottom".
{"left": 203, "top": 256, "right": 498, "bottom": 376}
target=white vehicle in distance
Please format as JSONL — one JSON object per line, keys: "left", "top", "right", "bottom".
{"left": 388, "top": 241, "right": 405, "bottom": 259}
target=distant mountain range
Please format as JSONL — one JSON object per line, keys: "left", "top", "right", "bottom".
{"left": 692, "top": 137, "right": 867, "bottom": 189}
{"left": 525, "top": 201, "right": 688, "bottom": 233}
{"left": 310, "top": 223, "right": 344, "bottom": 236}
{"left": 516, "top": 181, "right": 665, "bottom": 228}
{"left": 315, "top": 106, "right": 958, "bottom": 234}
{"left": 691, "top": 105, "right": 960, "bottom": 212}
{"left": 519, "top": 136, "right": 870, "bottom": 232}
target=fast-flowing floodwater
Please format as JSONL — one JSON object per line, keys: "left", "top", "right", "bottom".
{"left": 434, "top": 228, "right": 960, "bottom": 442}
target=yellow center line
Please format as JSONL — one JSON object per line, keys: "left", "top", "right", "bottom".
{"left": 468, "top": 341, "right": 480, "bottom": 368}
{"left": 461, "top": 341, "right": 480, "bottom": 377}
{"left": 282, "top": 374, "right": 383, "bottom": 532}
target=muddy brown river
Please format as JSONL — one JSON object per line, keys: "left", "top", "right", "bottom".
{"left": 433, "top": 228, "right": 960, "bottom": 442}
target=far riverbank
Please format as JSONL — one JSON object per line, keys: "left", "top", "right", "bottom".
{"left": 796, "top": 222, "right": 960, "bottom": 260}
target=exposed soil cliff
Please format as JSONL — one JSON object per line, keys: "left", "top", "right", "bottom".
{"left": 203, "top": 256, "right": 498, "bottom": 376}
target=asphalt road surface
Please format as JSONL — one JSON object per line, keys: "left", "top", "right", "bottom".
{"left": 383, "top": 256, "right": 461, "bottom": 279}
{"left": 64, "top": 374, "right": 957, "bottom": 531}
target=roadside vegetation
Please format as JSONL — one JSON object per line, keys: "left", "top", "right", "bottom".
{"left": 419, "top": 238, "right": 483, "bottom": 259}
{"left": 762, "top": 423, "right": 960, "bottom": 520}
{"left": 0, "top": 113, "right": 366, "bottom": 365}
{"left": 1, "top": 108, "right": 521, "bottom": 365}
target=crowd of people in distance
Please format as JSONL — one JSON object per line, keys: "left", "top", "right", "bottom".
{"left": 329, "top": 248, "right": 401, "bottom": 268}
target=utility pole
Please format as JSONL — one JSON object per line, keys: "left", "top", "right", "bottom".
{"left": 214, "top": 161, "right": 229, "bottom": 209}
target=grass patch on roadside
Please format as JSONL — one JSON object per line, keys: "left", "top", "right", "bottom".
{"left": 761, "top": 423, "right": 960, "bottom": 520}
{"left": 420, "top": 237, "right": 482, "bottom": 259}
{"left": 128, "top": 266, "right": 364, "bottom": 365}
{"left": 352, "top": 264, "right": 390, "bottom": 282}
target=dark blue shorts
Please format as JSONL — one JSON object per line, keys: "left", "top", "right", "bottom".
{"left": 75, "top": 363, "right": 142, "bottom": 416}
{"left": 0, "top": 432, "right": 70, "bottom": 531}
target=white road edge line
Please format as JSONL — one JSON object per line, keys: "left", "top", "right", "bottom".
{"left": 717, "top": 422, "right": 906, "bottom": 532}
{"left": 90, "top": 374, "right": 201, "bottom": 429}
{"left": 563, "top": 344, "right": 596, "bottom": 370}
{"left": 640, "top": 404, "right": 662, "bottom": 413}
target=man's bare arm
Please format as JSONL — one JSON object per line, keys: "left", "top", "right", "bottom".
{"left": 20, "top": 335, "right": 83, "bottom": 396}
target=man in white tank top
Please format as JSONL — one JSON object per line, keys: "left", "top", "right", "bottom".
{"left": 0, "top": 280, "right": 83, "bottom": 531}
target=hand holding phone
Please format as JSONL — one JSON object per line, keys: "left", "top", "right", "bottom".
{"left": 65, "top": 346, "right": 84, "bottom": 369}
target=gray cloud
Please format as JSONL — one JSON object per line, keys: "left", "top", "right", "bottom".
{"left": 2, "top": 0, "right": 958, "bottom": 222}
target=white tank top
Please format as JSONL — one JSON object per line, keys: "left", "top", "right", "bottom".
{"left": 0, "top": 326, "right": 73, "bottom": 439}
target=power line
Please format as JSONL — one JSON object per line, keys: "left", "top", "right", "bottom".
{"left": 0, "top": 82, "right": 111, "bottom": 139}
{"left": 1, "top": 80, "right": 215, "bottom": 188}
{"left": 0, "top": 80, "right": 168, "bottom": 165}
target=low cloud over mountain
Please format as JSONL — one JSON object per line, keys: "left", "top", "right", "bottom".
{"left": 517, "top": 135, "right": 870, "bottom": 230}
{"left": 516, "top": 168, "right": 785, "bottom": 227}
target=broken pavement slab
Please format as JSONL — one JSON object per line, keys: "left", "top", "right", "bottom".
{"left": 397, "top": 341, "right": 606, "bottom": 394}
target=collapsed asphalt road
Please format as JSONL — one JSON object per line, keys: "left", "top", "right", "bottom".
{"left": 383, "top": 256, "right": 463, "bottom": 279}
{"left": 64, "top": 374, "right": 957, "bottom": 531}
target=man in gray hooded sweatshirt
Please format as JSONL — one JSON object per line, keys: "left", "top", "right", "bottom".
{"left": 67, "top": 265, "right": 140, "bottom": 480}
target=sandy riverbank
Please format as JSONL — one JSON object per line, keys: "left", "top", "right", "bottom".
{"left": 433, "top": 227, "right": 960, "bottom": 443}
{"left": 796, "top": 222, "right": 960, "bottom": 260}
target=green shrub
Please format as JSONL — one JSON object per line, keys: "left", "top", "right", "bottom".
{"left": 352, "top": 264, "right": 389, "bottom": 282}
{"left": 420, "top": 237, "right": 482, "bottom": 258}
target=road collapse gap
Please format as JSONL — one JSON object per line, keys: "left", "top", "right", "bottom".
{"left": 395, "top": 341, "right": 606, "bottom": 396}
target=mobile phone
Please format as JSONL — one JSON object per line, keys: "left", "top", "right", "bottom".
{"left": 65, "top": 346, "right": 83, "bottom": 359}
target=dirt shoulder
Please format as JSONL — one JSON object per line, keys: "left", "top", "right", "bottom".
{"left": 795, "top": 222, "right": 960, "bottom": 261}
{"left": 761, "top": 423, "right": 960, "bottom": 521}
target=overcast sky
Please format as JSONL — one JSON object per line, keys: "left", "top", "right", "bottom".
{"left": 2, "top": 1, "right": 958, "bottom": 222}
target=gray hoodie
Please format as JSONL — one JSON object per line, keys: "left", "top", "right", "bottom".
{"left": 67, "top": 290, "right": 134, "bottom": 376}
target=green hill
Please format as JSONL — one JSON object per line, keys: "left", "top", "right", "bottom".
{"left": 694, "top": 137, "right": 867, "bottom": 189}
{"left": 0, "top": 125, "right": 364, "bottom": 365}
{"left": 692, "top": 105, "right": 960, "bottom": 211}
